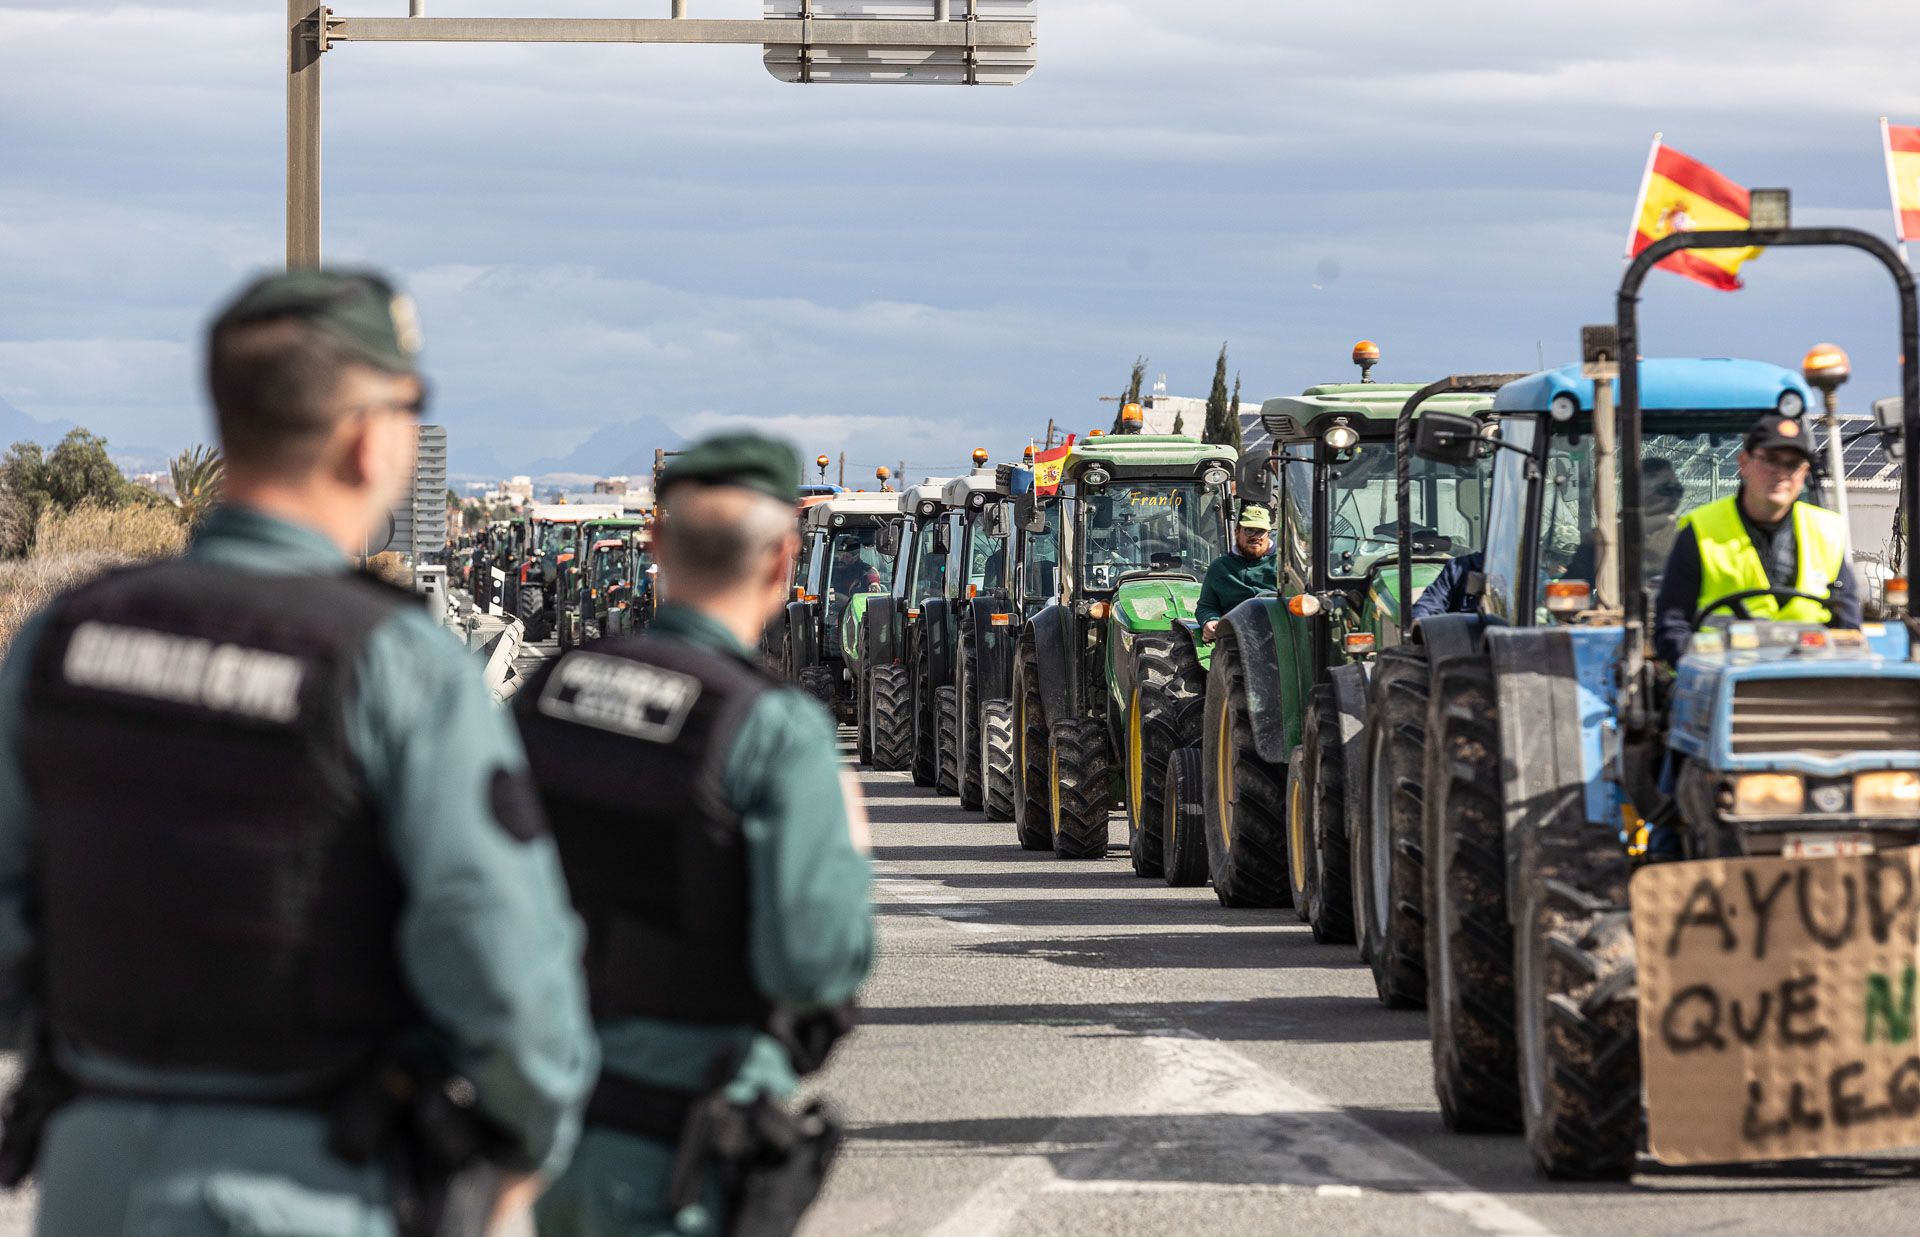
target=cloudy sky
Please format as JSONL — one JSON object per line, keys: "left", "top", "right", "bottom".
{"left": 4, "top": 0, "right": 1920, "bottom": 479}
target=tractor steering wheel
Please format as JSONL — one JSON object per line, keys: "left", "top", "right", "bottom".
{"left": 1691, "top": 587, "right": 1831, "bottom": 628}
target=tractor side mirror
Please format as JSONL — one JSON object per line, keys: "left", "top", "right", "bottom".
{"left": 1414, "top": 412, "right": 1483, "bottom": 468}
{"left": 1874, "top": 397, "right": 1906, "bottom": 462}
{"left": 876, "top": 521, "right": 902, "bottom": 557}
{"left": 1024, "top": 503, "right": 1049, "bottom": 535}
{"left": 1454, "top": 476, "right": 1486, "bottom": 525}
{"left": 930, "top": 521, "right": 951, "bottom": 555}
{"left": 989, "top": 503, "right": 1013, "bottom": 540}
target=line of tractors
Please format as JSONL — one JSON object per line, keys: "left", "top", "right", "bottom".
{"left": 771, "top": 222, "right": 1920, "bottom": 1180}
{"left": 466, "top": 502, "right": 658, "bottom": 646}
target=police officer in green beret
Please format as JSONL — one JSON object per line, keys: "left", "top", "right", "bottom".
{"left": 514, "top": 432, "right": 875, "bottom": 1237}
{"left": 0, "top": 268, "right": 598, "bottom": 1234}
{"left": 1197, "top": 503, "right": 1278, "bottom": 642}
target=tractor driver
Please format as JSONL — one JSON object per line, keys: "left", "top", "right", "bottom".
{"left": 830, "top": 535, "right": 884, "bottom": 600}
{"left": 1652, "top": 411, "right": 1861, "bottom": 663}
{"left": 1198, "top": 504, "right": 1277, "bottom": 642}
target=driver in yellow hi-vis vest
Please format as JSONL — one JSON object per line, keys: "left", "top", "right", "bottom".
{"left": 1652, "top": 411, "right": 1861, "bottom": 662}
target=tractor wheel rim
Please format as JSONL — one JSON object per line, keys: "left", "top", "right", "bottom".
{"left": 1127, "top": 688, "right": 1145, "bottom": 831}
{"left": 1289, "top": 765, "right": 1309, "bottom": 892}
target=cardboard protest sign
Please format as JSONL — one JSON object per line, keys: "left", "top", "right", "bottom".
{"left": 1633, "top": 848, "right": 1920, "bottom": 1166}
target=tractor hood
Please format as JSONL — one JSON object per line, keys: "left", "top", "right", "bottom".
{"left": 1668, "top": 621, "right": 1920, "bottom": 777}
{"left": 1111, "top": 577, "right": 1203, "bottom": 633}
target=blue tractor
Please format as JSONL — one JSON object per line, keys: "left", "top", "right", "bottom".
{"left": 1409, "top": 219, "right": 1919, "bottom": 1178}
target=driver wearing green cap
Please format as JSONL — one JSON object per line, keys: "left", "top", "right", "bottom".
{"left": 0, "top": 267, "right": 597, "bottom": 1234}
{"left": 1197, "top": 503, "right": 1278, "bottom": 642}
{"left": 514, "top": 431, "right": 874, "bottom": 1237}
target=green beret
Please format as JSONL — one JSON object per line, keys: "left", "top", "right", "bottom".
{"left": 660, "top": 432, "right": 801, "bottom": 504}
{"left": 212, "top": 267, "right": 423, "bottom": 374}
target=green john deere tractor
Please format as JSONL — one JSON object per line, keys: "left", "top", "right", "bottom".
{"left": 1010, "top": 436, "right": 1237, "bottom": 859}
{"left": 1198, "top": 375, "right": 1496, "bottom": 919}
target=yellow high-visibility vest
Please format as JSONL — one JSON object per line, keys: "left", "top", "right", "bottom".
{"left": 1678, "top": 494, "right": 1845, "bottom": 622}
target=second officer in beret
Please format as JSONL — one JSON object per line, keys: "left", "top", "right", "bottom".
{"left": 517, "top": 432, "right": 875, "bottom": 1236}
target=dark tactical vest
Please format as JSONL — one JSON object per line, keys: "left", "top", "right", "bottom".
{"left": 19, "top": 560, "right": 422, "bottom": 1076}
{"left": 514, "top": 634, "right": 772, "bottom": 1026}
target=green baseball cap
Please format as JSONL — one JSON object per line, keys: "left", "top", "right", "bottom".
{"left": 659, "top": 432, "right": 801, "bottom": 505}
{"left": 1237, "top": 504, "right": 1273, "bottom": 531}
{"left": 211, "top": 267, "right": 424, "bottom": 374}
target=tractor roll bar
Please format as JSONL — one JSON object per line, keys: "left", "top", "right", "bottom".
{"left": 1393, "top": 373, "right": 1528, "bottom": 631}
{"left": 1618, "top": 227, "right": 1920, "bottom": 634}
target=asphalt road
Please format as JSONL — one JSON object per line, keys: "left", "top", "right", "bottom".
{"left": 802, "top": 747, "right": 1920, "bottom": 1237}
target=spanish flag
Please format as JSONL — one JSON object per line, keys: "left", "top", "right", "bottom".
{"left": 1881, "top": 118, "right": 1920, "bottom": 243}
{"left": 1032, "top": 434, "right": 1074, "bottom": 497}
{"left": 1628, "top": 140, "right": 1761, "bottom": 292}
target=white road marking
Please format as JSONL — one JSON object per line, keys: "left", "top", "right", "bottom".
{"left": 873, "top": 872, "right": 998, "bottom": 934}
{"left": 925, "top": 1030, "right": 1559, "bottom": 1237}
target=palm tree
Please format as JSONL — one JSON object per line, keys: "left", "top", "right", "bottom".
{"left": 169, "top": 445, "right": 225, "bottom": 526}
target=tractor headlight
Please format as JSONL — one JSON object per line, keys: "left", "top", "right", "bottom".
{"left": 1778, "top": 390, "right": 1806, "bottom": 418}
{"left": 1731, "top": 773, "right": 1805, "bottom": 816}
{"left": 1083, "top": 467, "right": 1111, "bottom": 488}
{"left": 1854, "top": 771, "right": 1920, "bottom": 817}
{"left": 1202, "top": 467, "right": 1230, "bottom": 486}
{"left": 1549, "top": 393, "right": 1579, "bottom": 423}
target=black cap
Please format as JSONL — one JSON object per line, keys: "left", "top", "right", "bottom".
{"left": 1744, "top": 411, "right": 1813, "bottom": 460}
{"left": 212, "top": 268, "right": 423, "bottom": 374}
{"left": 659, "top": 432, "right": 801, "bottom": 504}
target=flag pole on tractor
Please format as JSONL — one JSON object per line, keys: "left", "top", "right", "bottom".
{"left": 1627, "top": 138, "right": 1762, "bottom": 291}
{"left": 1881, "top": 116, "right": 1919, "bottom": 268}
{"left": 1032, "top": 434, "right": 1075, "bottom": 497}
{"left": 1624, "top": 132, "right": 1663, "bottom": 266}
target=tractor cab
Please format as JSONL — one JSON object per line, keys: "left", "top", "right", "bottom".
{"left": 784, "top": 489, "right": 900, "bottom": 718}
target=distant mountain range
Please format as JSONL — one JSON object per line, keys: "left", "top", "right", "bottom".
{"left": 0, "top": 396, "right": 73, "bottom": 449}
{"left": 450, "top": 415, "right": 687, "bottom": 483}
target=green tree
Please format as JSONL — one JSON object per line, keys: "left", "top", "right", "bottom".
{"left": 46, "top": 429, "right": 128, "bottom": 510}
{"left": 1111, "top": 356, "right": 1147, "bottom": 434}
{"left": 168, "top": 445, "right": 225, "bottom": 526}
{"left": 1202, "top": 343, "right": 1241, "bottom": 452}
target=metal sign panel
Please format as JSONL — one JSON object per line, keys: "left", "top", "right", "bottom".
{"left": 763, "top": 0, "right": 1035, "bottom": 85}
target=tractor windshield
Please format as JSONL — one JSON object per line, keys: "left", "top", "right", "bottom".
{"left": 1297, "top": 442, "right": 1487, "bottom": 578}
{"left": 906, "top": 516, "right": 948, "bottom": 603}
{"left": 589, "top": 544, "right": 627, "bottom": 590}
{"left": 811, "top": 527, "right": 890, "bottom": 631}
{"left": 1484, "top": 412, "right": 1758, "bottom": 622}
{"left": 1078, "top": 482, "right": 1228, "bottom": 591}
{"left": 961, "top": 509, "right": 1008, "bottom": 595}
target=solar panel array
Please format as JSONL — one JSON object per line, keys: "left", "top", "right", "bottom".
{"left": 1814, "top": 417, "right": 1902, "bottom": 483}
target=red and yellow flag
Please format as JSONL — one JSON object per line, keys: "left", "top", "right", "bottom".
{"left": 1032, "top": 434, "right": 1074, "bottom": 497}
{"left": 1882, "top": 119, "right": 1920, "bottom": 242}
{"left": 1628, "top": 142, "right": 1761, "bottom": 292}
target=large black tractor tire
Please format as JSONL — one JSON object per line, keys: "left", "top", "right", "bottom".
{"left": 982, "top": 699, "right": 1016, "bottom": 822}
{"left": 855, "top": 668, "right": 875, "bottom": 767}
{"left": 1048, "top": 717, "right": 1112, "bottom": 860}
{"left": 935, "top": 685, "right": 961, "bottom": 796}
{"left": 1201, "top": 639, "right": 1292, "bottom": 909}
{"left": 1517, "top": 825, "right": 1639, "bottom": 1179}
{"left": 1123, "top": 635, "right": 1205, "bottom": 880}
{"left": 1011, "top": 637, "right": 1053, "bottom": 850}
{"left": 957, "top": 642, "right": 985, "bottom": 811}
{"left": 516, "top": 583, "right": 550, "bottom": 643}
{"left": 1303, "top": 684, "right": 1356, "bottom": 944}
{"left": 869, "top": 663, "right": 914, "bottom": 773}
{"left": 800, "top": 665, "right": 837, "bottom": 711}
{"left": 1356, "top": 646, "right": 1431, "bottom": 1009}
{"left": 910, "top": 661, "right": 938, "bottom": 789}
{"left": 557, "top": 601, "right": 576, "bottom": 652}
{"left": 1162, "top": 746, "right": 1209, "bottom": 887}
{"left": 1424, "top": 652, "right": 1521, "bottom": 1133}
